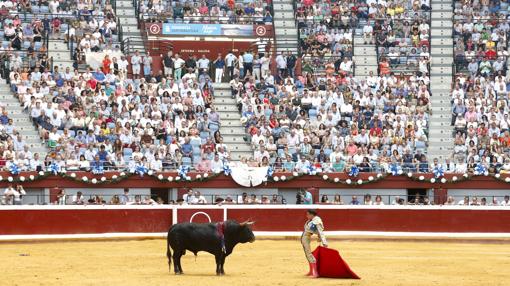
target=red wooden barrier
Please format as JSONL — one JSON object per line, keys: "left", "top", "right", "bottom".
{"left": 1, "top": 206, "right": 509, "bottom": 235}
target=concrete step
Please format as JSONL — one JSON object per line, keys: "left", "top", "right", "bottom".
{"left": 215, "top": 104, "right": 240, "bottom": 113}
{"left": 220, "top": 119, "right": 244, "bottom": 128}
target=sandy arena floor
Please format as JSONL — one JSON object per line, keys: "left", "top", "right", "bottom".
{"left": 1, "top": 238, "right": 510, "bottom": 286}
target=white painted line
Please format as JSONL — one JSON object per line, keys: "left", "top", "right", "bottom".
{"left": 1, "top": 231, "right": 510, "bottom": 242}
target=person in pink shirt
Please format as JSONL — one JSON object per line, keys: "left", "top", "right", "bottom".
{"left": 346, "top": 141, "right": 358, "bottom": 156}
{"left": 464, "top": 106, "right": 477, "bottom": 122}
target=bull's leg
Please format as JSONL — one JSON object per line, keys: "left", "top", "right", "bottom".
{"left": 173, "top": 251, "right": 183, "bottom": 274}
{"left": 215, "top": 255, "right": 221, "bottom": 275}
{"left": 220, "top": 255, "right": 226, "bottom": 275}
{"left": 178, "top": 250, "right": 185, "bottom": 274}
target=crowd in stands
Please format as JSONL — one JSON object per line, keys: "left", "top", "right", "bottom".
{"left": 296, "top": 0, "right": 354, "bottom": 76}
{"left": 7, "top": 47, "right": 231, "bottom": 173}
{"left": 1, "top": 0, "right": 120, "bottom": 68}
{"left": 139, "top": 0, "right": 273, "bottom": 24}
{"left": 234, "top": 55, "right": 432, "bottom": 173}
{"left": 453, "top": 0, "right": 509, "bottom": 74}
{"left": 450, "top": 0, "right": 510, "bottom": 173}
{"left": 371, "top": 1, "right": 431, "bottom": 75}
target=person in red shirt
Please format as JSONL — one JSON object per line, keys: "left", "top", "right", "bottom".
{"left": 51, "top": 18, "right": 62, "bottom": 36}
{"left": 369, "top": 126, "right": 382, "bottom": 137}
{"left": 201, "top": 138, "right": 215, "bottom": 154}
{"left": 102, "top": 55, "right": 112, "bottom": 74}
{"left": 87, "top": 77, "right": 98, "bottom": 90}
{"left": 486, "top": 47, "right": 497, "bottom": 60}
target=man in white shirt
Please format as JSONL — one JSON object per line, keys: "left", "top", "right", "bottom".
{"left": 210, "top": 154, "right": 224, "bottom": 173}
{"left": 253, "top": 145, "right": 270, "bottom": 163}
{"left": 190, "top": 191, "right": 207, "bottom": 204}
{"left": 275, "top": 51, "right": 287, "bottom": 77}
{"left": 339, "top": 58, "right": 352, "bottom": 74}
{"left": 363, "top": 25, "right": 373, "bottom": 44}
{"left": 260, "top": 54, "right": 270, "bottom": 79}
{"left": 131, "top": 50, "right": 142, "bottom": 79}
{"left": 197, "top": 54, "right": 210, "bottom": 76}
{"left": 72, "top": 191, "right": 86, "bottom": 205}
{"left": 173, "top": 53, "right": 186, "bottom": 81}
{"left": 118, "top": 55, "right": 129, "bottom": 74}
{"left": 225, "top": 51, "right": 237, "bottom": 80}
{"left": 182, "top": 189, "right": 194, "bottom": 204}
{"left": 294, "top": 156, "right": 311, "bottom": 173}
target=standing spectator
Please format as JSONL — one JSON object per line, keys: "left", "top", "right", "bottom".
{"left": 72, "top": 191, "right": 86, "bottom": 205}
{"left": 197, "top": 54, "right": 210, "bottom": 76}
{"left": 303, "top": 189, "right": 313, "bottom": 205}
{"left": 225, "top": 51, "right": 236, "bottom": 80}
{"left": 260, "top": 53, "right": 270, "bottom": 78}
{"left": 56, "top": 189, "right": 67, "bottom": 205}
{"left": 120, "top": 189, "right": 131, "bottom": 204}
{"left": 4, "top": 184, "right": 25, "bottom": 205}
{"left": 118, "top": 55, "right": 129, "bottom": 75}
{"left": 243, "top": 50, "right": 254, "bottom": 77}
{"left": 191, "top": 191, "right": 207, "bottom": 204}
{"left": 143, "top": 52, "right": 153, "bottom": 79}
{"left": 183, "top": 189, "right": 193, "bottom": 204}
{"left": 276, "top": 51, "right": 287, "bottom": 78}
{"left": 173, "top": 53, "right": 185, "bottom": 81}
{"left": 131, "top": 50, "right": 142, "bottom": 79}
{"left": 286, "top": 51, "right": 296, "bottom": 78}
{"left": 162, "top": 50, "right": 173, "bottom": 76}
{"left": 252, "top": 54, "right": 261, "bottom": 80}
{"left": 213, "top": 53, "right": 225, "bottom": 83}
{"left": 185, "top": 54, "right": 197, "bottom": 75}
{"left": 238, "top": 52, "right": 244, "bottom": 78}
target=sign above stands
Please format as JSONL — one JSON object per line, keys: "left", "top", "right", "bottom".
{"left": 146, "top": 23, "right": 274, "bottom": 37}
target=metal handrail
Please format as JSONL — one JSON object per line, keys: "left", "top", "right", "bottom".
{"left": 140, "top": 14, "right": 272, "bottom": 25}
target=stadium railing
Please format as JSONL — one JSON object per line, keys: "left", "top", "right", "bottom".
{"left": 1, "top": 193, "right": 286, "bottom": 205}
{"left": 3, "top": 193, "right": 508, "bottom": 206}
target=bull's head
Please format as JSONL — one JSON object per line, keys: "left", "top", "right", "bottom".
{"left": 239, "top": 220, "right": 256, "bottom": 243}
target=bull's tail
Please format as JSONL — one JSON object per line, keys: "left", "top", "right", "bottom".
{"left": 167, "top": 242, "right": 172, "bottom": 273}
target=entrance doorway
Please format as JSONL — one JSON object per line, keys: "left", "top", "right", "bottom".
{"left": 151, "top": 188, "right": 170, "bottom": 204}
{"left": 407, "top": 189, "right": 428, "bottom": 204}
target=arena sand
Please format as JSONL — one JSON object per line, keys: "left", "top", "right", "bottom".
{"left": 1, "top": 238, "right": 509, "bottom": 286}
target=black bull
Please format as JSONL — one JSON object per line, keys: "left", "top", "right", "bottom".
{"left": 167, "top": 220, "right": 255, "bottom": 275}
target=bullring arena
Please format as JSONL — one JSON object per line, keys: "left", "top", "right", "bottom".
{"left": 2, "top": 0, "right": 510, "bottom": 284}
{"left": 3, "top": 238, "right": 510, "bottom": 286}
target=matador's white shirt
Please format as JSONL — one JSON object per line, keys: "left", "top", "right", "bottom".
{"left": 304, "top": 216, "right": 328, "bottom": 245}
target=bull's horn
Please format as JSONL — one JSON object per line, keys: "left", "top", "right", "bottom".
{"left": 241, "top": 220, "right": 255, "bottom": 226}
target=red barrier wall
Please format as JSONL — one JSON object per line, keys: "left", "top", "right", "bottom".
{"left": 226, "top": 208, "right": 510, "bottom": 232}
{"left": 0, "top": 208, "right": 172, "bottom": 235}
{"left": 1, "top": 206, "right": 510, "bottom": 235}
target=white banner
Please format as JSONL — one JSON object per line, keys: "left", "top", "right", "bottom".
{"left": 230, "top": 166, "right": 269, "bottom": 187}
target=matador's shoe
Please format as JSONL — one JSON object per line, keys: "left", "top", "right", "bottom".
{"left": 309, "top": 262, "right": 319, "bottom": 278}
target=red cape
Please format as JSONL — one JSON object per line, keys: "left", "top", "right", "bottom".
{"left": 312, "top": 246, "right": 360, "bottom": 279}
